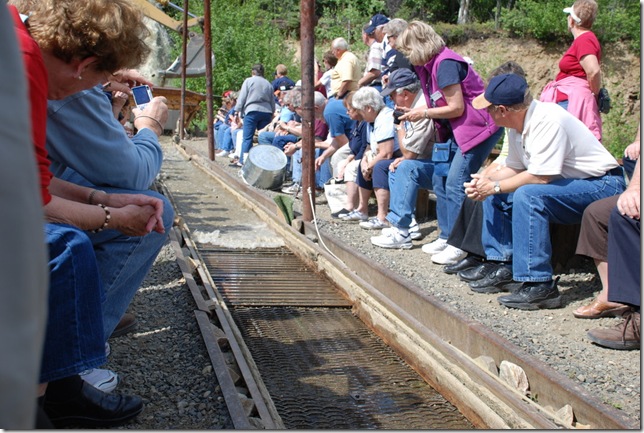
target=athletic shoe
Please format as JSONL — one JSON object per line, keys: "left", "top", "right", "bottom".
{"left": 215, "top": 150, "right": 229, "bottom": 158}
{"left": 371, "top": 227, "right": 412, "bottom": 249}
{"left": 431, "top": 245, "right": 467, "bottom": 265}
{"left": 340, "top": 210, "right": 368, "bottom": 222}
{"left": 409, "top": 218, "right": 422, "bottom": 240}
{"left": 421, "top": 238, "right": 448, "bottom": 255}
{"left": 281, "top": 183, "right": 300, "bottom": 194}
{"left": 80, "top": 369, "right": 119, "bottom": 393}
{"left": 359, "top": 217, "right": 389, "bottom": 230}
{"left": 331, "top": 208, "right": 353, "bottom": 219}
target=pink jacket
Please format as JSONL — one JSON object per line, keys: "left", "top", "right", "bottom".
{"left": 540, "top": 76, "right": 602, "bottom": 141}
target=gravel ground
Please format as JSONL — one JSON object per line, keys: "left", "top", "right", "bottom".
{"left": 104, "top": 136, "right": 639, "bottom": 428}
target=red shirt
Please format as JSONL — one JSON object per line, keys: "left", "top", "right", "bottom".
{"left": 556, "top": 31, "right": 601, "bottom": 81}
{"left": 10, "top": 5, "right": 53, "bottom": 205}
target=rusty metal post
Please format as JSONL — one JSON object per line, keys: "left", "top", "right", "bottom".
{"left": 203, "top": 0, "right": 215, "bottom": 160}
{"left": 179, "top": 0, "right": 189, "bottom": 140}
{"left": 300, "top": 0, "right": 315, "bottom": 222}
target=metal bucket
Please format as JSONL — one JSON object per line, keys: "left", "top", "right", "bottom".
{"left": 240, "top": 145, "right": 287, "bottom": 190}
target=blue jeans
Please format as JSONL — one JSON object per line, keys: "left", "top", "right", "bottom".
{"left": 482, "top": 171, "right": 626, "bottom": 282}
{"left": 292, "top": 148, "right": 332, "bottom": 188}
{"left": 433, "top": 127, "right": 504, "bottom": 240}
{"left": 63, "top": 173, "right": 175, "bottom": 340}
{"left": 216, "top": 124, "right": 233, "bottom": 151}
{"left": 386, "top": 159, "right": 434, "bottom": 229}
{"left": 258, "top": 130, "right": 276, "bottom": 145}
{"left": 239, "top": 111, "right": 273, "bottom": 164}
{"left": 41, "top": 223, "right": 106, "bottom": 383}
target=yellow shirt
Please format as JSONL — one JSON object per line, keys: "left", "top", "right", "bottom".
{"left": 330, "top": 51, "right": 361, "bottom": 97}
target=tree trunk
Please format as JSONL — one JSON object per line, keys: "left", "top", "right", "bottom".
{"left": 495, "top": 0, "right": 501, "bottom": 29}
{"left": 457, "top": 0, "right": 471, "bottom": 24}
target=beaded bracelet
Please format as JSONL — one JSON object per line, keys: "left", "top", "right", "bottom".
{"left": 91, "top": 204, "right": 111, "bottom": 233}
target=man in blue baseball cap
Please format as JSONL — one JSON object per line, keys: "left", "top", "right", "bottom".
{"left": 465, "top": 71, "right": 625, "bottom": 310}
{"left": 365, "top": 13, "right": 390, "bottom": 37}
{"left": 371, "top": 68, "right": 436, "bottom": 249}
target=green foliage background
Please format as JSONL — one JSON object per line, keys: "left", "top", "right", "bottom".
{"left": 161, "top": 0, "right": 640, "bottom": 157}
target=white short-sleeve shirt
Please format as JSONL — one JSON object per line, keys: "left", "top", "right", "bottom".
{"left": 505, "top": 101, "right": 619, "bottom": 179}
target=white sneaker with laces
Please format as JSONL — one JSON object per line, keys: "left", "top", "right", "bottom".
{"left": 80, "top": 368, "right": 119, "bottom": 393}
{"left": 340, "top": 210, "right": 368, "bottom": 222}
{"left": 421, "top": 238, "right": 448, "bottom": 255}
{"left": 431, "top": 245, "right": 467, "bottom": 265}
{"left": 409, "top": 218, "right": 422, "bottom": 240}
{"left": 281, "top": 183, "right": 300, "bottom": 194}
{"left": 359, "top": 217, "right": 389, "bottom": 230}
{"left": 216, "top": 150, "right": 229, "bottom": 158}
{"left": 371, "top": 227, "right": 412, "bottom": 249}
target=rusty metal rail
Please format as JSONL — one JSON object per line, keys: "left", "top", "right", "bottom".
{"left": 172, "top": 141, "right": 637, "bottom": 429}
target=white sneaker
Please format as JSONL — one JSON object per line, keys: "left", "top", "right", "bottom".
{"left": 80, "top": 368, "right": 119, "bottom": 393}
{"left": 409, "top": 218, "right": 422, "bottom": 240}
{"left": 105, "top": 341, "right": 111, "bottom": 357}
{"left": 431, "top": 245, "right": 467, "bottom": 265}
{"left": 359, "top": 217, "right": 389, "bottom": 230}
{"left": 281, "top": 183, "right": 300, "bottom": 194}
{"left": 421, "top": 238, "right": 448, "bottom": 255}
{"left": 216, "top": 150, "right": 229, "bottom": 158}
{"left": 340, "top": 210, "right": 368, "bottom": 222}
{"left": 371, "top": 227, "right": 412, "bottom": 249}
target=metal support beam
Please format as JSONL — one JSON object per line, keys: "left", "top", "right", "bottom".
{"left": 179, "top": 0, "right": 189, "bottom": 140}
{"left": 300, "top": 0, "right": 315, "bottom": 222}
{"left": 203, "top": 0, "right": 214, "bottom": 160}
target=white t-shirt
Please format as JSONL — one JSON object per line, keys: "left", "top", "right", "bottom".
{"left": 368, "top": 106, "right": 398, "bottom": 154}
{"left": 319, "top": 69, "right": 333, "bottom": 97}
{"left": 505, "top": 101, "right": 619, "bottom": 179}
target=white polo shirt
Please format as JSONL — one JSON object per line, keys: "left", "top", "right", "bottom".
{"left": 505, "top": 101, "right": 619, "bottom": 179}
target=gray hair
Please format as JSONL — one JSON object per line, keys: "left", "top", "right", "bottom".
{"left": 383, "top": 18, "right": 408, "bottom": 38}
{"left": 313, "top": 91, "right": 327, "bottom": 108}
{"left": 351, "top": 86, "right": 385, "bottom": 112}
{"left": 332, "top": 37, "right": 349, "bottom": 51}
{"left": 290, "top": 88, "right": 303, "bottom": 109}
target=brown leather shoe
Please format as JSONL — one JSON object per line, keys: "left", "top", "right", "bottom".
{"left": 110, "top": 313, "right": 137, "bottom": 339}
{"left": 573, "top": 298, "right": 631, "bottom": 319}
{"left": 587, "top": 310, "right": 640, "bottom": 350}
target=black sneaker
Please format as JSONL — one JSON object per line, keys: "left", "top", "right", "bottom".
{"left": 458, "top": 261, "right": 500, "bottom": 282}
{"left": 497, "top": 277, "right": 562, "bottom": 310}
{"left": 443, "top": 255, "right": 483, "bottom": 275}
{"left": 469, "top": 265, "right": 514, "bottom": 293}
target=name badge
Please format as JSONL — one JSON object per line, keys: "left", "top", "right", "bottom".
{"left": 430, "top": 91, "right": 442, "bottom": 102}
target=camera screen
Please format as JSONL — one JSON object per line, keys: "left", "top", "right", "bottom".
{"left": 132, "top": 85, "right": 152, "bottom": 105}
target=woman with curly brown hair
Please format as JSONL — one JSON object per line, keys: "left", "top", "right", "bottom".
{"left": 9, "top": 0, "right": 166, "bottom": 427}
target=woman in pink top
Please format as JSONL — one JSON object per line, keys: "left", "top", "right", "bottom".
{"left": 540, "top": 0, "right": 602, "bottom": 140}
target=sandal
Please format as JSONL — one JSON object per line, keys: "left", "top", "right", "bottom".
{"left": 573, "top": 298, "right": 630, "bottom": 319}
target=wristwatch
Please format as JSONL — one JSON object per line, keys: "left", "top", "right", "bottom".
{"left": 493, "top": 181, "right": 501, "bottom": 194}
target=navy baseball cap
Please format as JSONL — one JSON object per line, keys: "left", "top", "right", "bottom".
{"left": 365, "top": 14, "right": 389, "bottom": 35}
{"left": 472, "top": 73, "right": 528, "bottom": 109}
{"left": 381, "top": 69, "right": 419, "bottom": 96}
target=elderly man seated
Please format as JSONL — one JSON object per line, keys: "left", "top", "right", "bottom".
{"left": 464, "top": 72, "right": 625, "bottom": 310}
{"left": 370, "top": 69, "right": 435, "bottom": 248}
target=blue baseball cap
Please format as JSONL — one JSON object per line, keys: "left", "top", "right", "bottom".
{"left": 365, "top": 14, "right": 389, "bottom": 35}
{"left": 472, "top": 73, "right": 528, "bottom": 109}
{"left": 381, "top": 69, "right": 419, "bottom": 96}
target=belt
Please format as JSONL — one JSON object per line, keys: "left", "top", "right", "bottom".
{"left": 607, "top": 166, "right": 624, "bottom": 176}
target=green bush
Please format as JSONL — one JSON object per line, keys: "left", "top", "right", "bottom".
{"left": 502, "top": 0, "right": 640, "bottom": 52}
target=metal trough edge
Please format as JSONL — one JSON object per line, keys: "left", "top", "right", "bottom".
{"left": 177, "top": 142, "right": 635, "bottom": 429}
